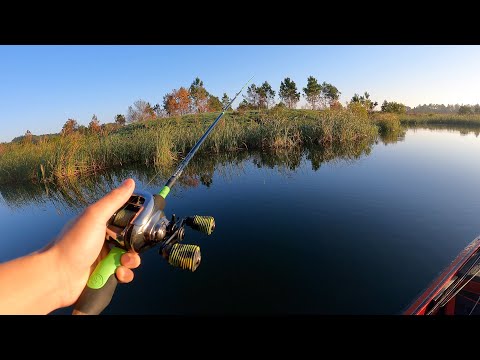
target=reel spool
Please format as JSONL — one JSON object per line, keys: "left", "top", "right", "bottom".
{"left": 105, "top": 190, "right": 215, "bottom": 272}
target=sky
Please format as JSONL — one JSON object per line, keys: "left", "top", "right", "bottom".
{"left": 1, "top": 45, "right": 480, "bottom": 142}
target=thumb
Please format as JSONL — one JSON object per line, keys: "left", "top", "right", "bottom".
{"left": 87, "top": 178, "right": 135, "bottom": 224}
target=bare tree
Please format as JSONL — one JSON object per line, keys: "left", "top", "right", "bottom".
{"left": 127, "top": 100, "right": 155, "bottom": 123}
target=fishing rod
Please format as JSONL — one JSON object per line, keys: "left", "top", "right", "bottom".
{"left": 73, "top": 77, "right": 253, "bottom": 315}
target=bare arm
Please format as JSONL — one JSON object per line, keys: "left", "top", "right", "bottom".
{"left": 0, "top": 179, "right": 141, "bottom": 315}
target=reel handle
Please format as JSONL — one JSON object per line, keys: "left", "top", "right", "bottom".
{"left": 185, "top": 215, "right": 215, "bottom": 235}
{"left": 161, "top": 243, "right": 202, "bottom": 272}
{"left": 73, "top": 247, "right": 125, "bottom": 315}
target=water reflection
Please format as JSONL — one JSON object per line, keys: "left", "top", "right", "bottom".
{"left": 5, "top": 125, "right": 475, "bottom": 211}
{"left": 0, "top": 138, "right": 389, "bottom": 210}
{"left": 377, "top": 128, "right": 406, "bottom": 145}
{"left": 408, "top": 124, "right": 480, "bottom": 137}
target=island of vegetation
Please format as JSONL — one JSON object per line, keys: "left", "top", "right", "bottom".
{"left": 1, "top": 76, "right": 480, "bottom": 185}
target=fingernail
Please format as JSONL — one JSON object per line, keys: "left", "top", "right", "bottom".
{"left": 119, "top": 178, "right": 134, "bottom": 189}
{"left": 123, "top": 254, "right": 132, "bottom": 266}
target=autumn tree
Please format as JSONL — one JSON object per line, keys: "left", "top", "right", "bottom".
{"left": 127, "top": 100, "right": 156, "bottom": 123}
{"left": 77, "top": 125, "right": 88, "bottom": 136}
{"left": 279, "top": 77, "right": 300, "bottom": 109}
{"left": 61, "top": 119, "right": 79, "bottom": 136}
{"left": 163, "top": 87, "right": 192, "bottom": 116}
{"left": 129, "top": 103, "right": 152, "bottom": 122}
{"left": 88, "top": 114, "right": 101, "bottom": 134}
{"left": 221, "top": 93, "right": 232, "bottom": 110}
{"left": 146, "top": 102, "right": 155, "bottom": 119}
{"left": 189, "top": 77, "right": 209, "bottom": 113}
{"left": 163, "top": 93, "right": 176, "bottom": 116}
{"left": 303, "top": 76, "right": 322, "bottom": 110}
{"left": 321, "top": 82, "right": 341, "bottom": 107}
{"left": 115, "top": 114, "right": 126, "bottom": 126}
{"left": 207, "top": 95, "right": 223, "bottom": 112}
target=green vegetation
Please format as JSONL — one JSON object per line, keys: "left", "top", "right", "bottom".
{"left": 351, "top": 92, "right": 378, "bottom": 113}
{"left": 381, "top": 101, "right": 406, "bottom": 114}
{"left": 0, "top": 139, "right": 379, "bottom": 210}
{"left": 408, "top": 103, "right": 480, "bottom": 114}
{"left": 399, "top": 113, "right": 480, "bottom": 127}
{"left": 371, "top": 112, "right": 402, "bottom": 135}
{"left": 0, "top": 109, "right": 378, "bottom": 185}
{"left": 302, "top": 76, "right": 322, "bottom": 110}
{"left": 279, "top": 78, "right": 300, "bottom": 109}
{"left": 5, "top": 73, "right": 480, "bottom": 189}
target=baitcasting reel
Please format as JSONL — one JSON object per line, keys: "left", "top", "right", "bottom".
{"left": 105, "top": 190, "right": 215, "bottom": 272}
{"left": 74, "top": 77, "right": 251, "bottom": 315}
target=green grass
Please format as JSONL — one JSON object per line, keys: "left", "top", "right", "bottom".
{"left": 371, "top": 113, "right": 402, "bottom": 134}
{"left": 400, "top": 113, "right": 480, "bottom": 127}
{"left": 0, "top": 108, "right": 381, "bottom": 185}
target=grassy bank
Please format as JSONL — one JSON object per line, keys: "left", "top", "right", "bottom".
{"left": 400, "top": 113, "right": 480, "bottom": 127}
{"left": 0, "top": 108, "right": 379, "bottom": 185}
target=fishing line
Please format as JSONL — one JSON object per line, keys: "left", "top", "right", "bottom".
{"left": 426, "top": 251, "right": 480, "bottom": 315}
{"left": 468, "top": 294, "right": 480, "bottom": 315}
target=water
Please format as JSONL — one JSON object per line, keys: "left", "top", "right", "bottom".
{"left": 1, "top": 127, "right": 480, "bottom": 315}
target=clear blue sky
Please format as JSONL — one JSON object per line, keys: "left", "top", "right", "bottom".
{"left": 1, "top": 45, "right": 480, "bottom": 142}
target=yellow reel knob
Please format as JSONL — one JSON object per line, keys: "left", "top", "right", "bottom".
{"left": 186, "top": 215, "right": 215, "bottom": 235}
{"left": 168, "top": 243, "right": 202, "bottom": 272}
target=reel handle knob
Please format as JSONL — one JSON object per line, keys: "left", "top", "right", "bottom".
{"left": 161, "top": 243, "right": 201, "bottom": 272}
{"left": 185, "top": 215, "right": 215, "bottom": 235}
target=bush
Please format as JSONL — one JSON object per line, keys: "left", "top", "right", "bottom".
{"left": 372, "top": 113, "right": 401, "bottom": 134}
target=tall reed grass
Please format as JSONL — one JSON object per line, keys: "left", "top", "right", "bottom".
{"left": 0, "top": 109, "right": 380, "bottom": 185}
{"left": 400, "top": 113, "right": 480, "bottom": 127}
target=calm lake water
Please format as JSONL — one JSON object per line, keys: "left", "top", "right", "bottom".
{"left": 1, "top": 127, "right": 480, "bottom": 315}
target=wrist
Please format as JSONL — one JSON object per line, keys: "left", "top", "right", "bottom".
{"left": 38, "top": 247, "right": 70, "bottom": 311}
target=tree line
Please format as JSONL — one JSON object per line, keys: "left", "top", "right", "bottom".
{"left": 408, "top": 103, "right": 480, "bottom": 115}
{"left": 68, "top": 76, "right": 380, "bottom": 130}
{"left": 26, "top": 75, "right": 480, "bottom": 141}
{"left": 41, "top": 76, "right": 342, "bottom": 138}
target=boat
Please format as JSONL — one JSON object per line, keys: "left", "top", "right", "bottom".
{"left": 404, "top": 236, "right": 480, "bottom": 315}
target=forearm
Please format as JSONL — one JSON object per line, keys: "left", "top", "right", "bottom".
{"left": 0, "top": 249, "right": 62, "bottom": 314}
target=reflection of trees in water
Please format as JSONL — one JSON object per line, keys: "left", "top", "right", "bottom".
{"left": 377, "top": 128, "right": 406, "bottom": 145}
{"left": 0, "top": 171, "right": 124, "bottom": 213}
{"left": 0, "top": 152, "right": 251, "bottom": 211}
{"left": 251, "top": 149, "right": 303, "bottom": 171}
{"left": 3, "top": 125, "right": 476, "bottom": 210}
{"left": 0, "top": 134, "right": 406, "bottom": 210}
{"left": 306, "top": 139, "right": 375, "bottom": 171}
{"left": 377, "top": 123, "right": 480, "bottom": 144}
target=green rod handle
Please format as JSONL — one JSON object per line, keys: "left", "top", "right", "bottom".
{"left": 73, "top": 246, "right": 126, "bottom": 315}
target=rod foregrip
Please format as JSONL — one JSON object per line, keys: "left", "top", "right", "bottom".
{"left": 73, "top": 246, "right": 126, "bottom": 315}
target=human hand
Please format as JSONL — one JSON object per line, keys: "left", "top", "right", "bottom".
{"left": 48, "top": 178, "right": 141, "bottom": 309}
